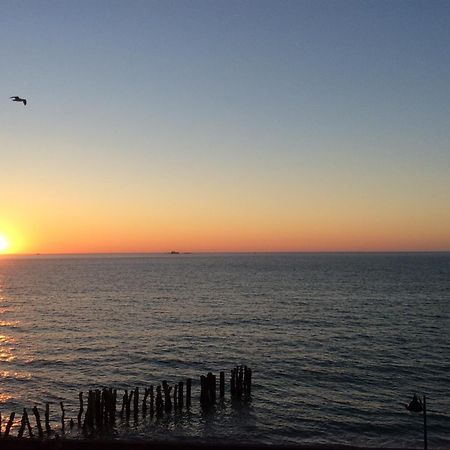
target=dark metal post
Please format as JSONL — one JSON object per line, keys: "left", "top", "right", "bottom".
{"left": 423, "top": 395, "right": 427, "bottom": 450}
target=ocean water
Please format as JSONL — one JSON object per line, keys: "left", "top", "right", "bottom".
{"left": 0, "top": 253, "right": 449, "bottom": 447}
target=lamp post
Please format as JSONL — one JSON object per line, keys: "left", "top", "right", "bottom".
{"left": 406, "top": 393, "right": 427, "bottom": 450}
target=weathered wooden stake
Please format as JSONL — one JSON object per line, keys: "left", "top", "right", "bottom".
{"left": 126, "top": 390, "right": 133, "bottom": 420}
{"left": 142, "top": 388, "right": 149, "bottom": 417}
{"left": 200, "top": 375, "right": 207, "bottom": 405}
{"left": 178, "top": 381, "right": 184, "bottom": 409}
{"left": 111, "top": 389, "right": 117, "bottom": 423}
{"left": 186, "top": 379, "right": 192, "bottom": 407}
{"left": 32, "top": 406, "right": 44, "bottom": 439}
{"left": 45, "top": 403, "right": 51, "bottom": 435}
{"left": 230, "top": 368, "right": 236, "bottom": 396}
{"left": 4, "top": 412, "right": 15, "bottom": 439}
{"left": 149, "top": 385, "right": 154, "bottom": 417}
{"left": 18, "top": 408, "right": 27, "bottom": 438}
{"left": 156, "top": 385, "right": 163, "bottom": 417}
{"left": 220, "top": 371, "right": 225, "bottom": 398}
{"left": 120, "top": 390, "right": 128, "bottom": 418}
{"left": 162, "top": 381, "right": 172, "bottom": 413}
{"left": 77, "top": 392, "right": 83, "bottom": 427}
{"left": 173, "top": 384, "right": 178, "bottom": 410}
{"left": 133, "top": 387, "right": 139, "bottom": 420}
{"left": 94, "top": 390, "right": 101, "bottom": 427}
{"left": 60, "top": 401, "right": 66, "bottom": 433}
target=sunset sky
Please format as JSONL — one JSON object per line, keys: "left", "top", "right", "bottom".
{"left": 1, "top": 0, "right": 449, "bottom": 253}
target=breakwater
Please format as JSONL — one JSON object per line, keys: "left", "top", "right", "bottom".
{"left": 1, "top": 366, "right": 252, "bottom": 440}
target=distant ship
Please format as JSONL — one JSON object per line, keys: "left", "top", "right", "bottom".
{"left": 170, "top": 251, "right": 180, "bottom": 255}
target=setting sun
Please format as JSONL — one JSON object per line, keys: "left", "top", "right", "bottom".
{"left": 0, "top": 235, "right": 9, "bottom": 253}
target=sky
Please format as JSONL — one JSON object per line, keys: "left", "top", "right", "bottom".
{"left": 1, "top": 0, "right": 449, "bottom": 253}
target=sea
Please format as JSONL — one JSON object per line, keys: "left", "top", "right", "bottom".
{"left": 0, "top": 253, "right": 449, "bottom": 448}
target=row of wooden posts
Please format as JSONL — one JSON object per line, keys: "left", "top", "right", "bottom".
{"left": 0, "top": 365, "right": 252, "bottom": 439}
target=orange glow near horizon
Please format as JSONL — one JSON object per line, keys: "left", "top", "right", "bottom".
{"left": 2, "top": 186, "right": 450, "bottom": 254}
{"left": 1, "top": 216, "right": 449, "bottom": 255}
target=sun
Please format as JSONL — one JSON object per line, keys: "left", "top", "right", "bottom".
{"left": 0, "top": 235, "right": 9, "bottom": 253}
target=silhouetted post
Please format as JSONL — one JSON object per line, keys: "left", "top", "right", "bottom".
{"left": 230, "top": 368, "right": 236, "bottom": 396}
{"left": 95, "top": 390, "right": 102, "bottom": 427}
{"left": 186, "top": 379, "right": 192, "bottom": 407}
{"left": 4, "top": 412, "right": 15, "bottom": 439}
{"left": 156, "top": 385, "right": 163, "bottom": 417}
{"left": 220, "top": 371, "right": 225, "bottom": 398}
{"left": 200, "top": 375, "right": 207, "bottom": 406}
{"left": 126, "top": 390, "right": 133, "bottom": 421}
{"left": 121, "top": 390, "right": 128, "bottom": 418}
{"left": 245, "top": 366, "right": 252, "bottom": 396}
{"left": 162, "top": 381, "right": 172, "bottom": 413}
{"left": 111, "top": 389, "right": 117, "bottom": 423}
{"left": 60, "top": 401, "right": 66, "bottom": 433}
{"left": 142, "top": 388, "right": 149, "bottom": 416}
{"left": 101, "top": 389, "right": 107, "bottom": 425}
{"left": 178, "top": 381, "right": 184, "bottom": 409}
{"left": 173, "top": 384, "right": 178, "bottom": 410}
{"left": 78, "top": 392, "right": 84, "bottom": 427}
{"left": 423, "top": 396, "right": 427, "bottom": 450}
{"left": 211, "top": 373, "right": 217, "bottom": 402}
{"left": 45, "top": 403, "right": 51, "bottom": 435}
{"left": 133, "top": 387, "right": 139, "bottom": 420}
{"left": 238, "top": 366, "right": 244, "bottom": 398}
{"left": 18, "top": 408, "right": 28, "bottom": 438}
{"left": 150, "top": 386, "right": 154, "bottom": 417}
{"left": 33, "top": 406, "right": 44, "bottom": 439}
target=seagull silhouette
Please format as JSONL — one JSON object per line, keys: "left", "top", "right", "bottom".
{"left": 10, "top": 96, "right": 27, "bottom": 106}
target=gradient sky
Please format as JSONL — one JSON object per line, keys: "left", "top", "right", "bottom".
{"left": 1, "top": 0, "right": 449, "bottom": 253}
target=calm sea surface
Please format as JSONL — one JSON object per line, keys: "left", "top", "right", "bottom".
{"left": 0, "top": 253, "right": 449, "bottom": 447}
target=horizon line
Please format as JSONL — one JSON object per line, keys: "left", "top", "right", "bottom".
{"left": 1, "top": 250, "right": 450, "bottom": 257}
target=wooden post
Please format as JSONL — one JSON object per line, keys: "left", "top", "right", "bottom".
{"left": 45, "top": 403, "right": 51, "bottom": 435}
{"left": 186, "top": 379, "right": 192, "bottom": 408}
{"left": 95, "top": 390, "right": 102, "bottom": 427}
{"left": 200, "top": 375, "right": 207, "bottom": 405}
{"left": 150, "top": 386, "right": 154, "bottom": 417}
{"left": 4, "top": 412, "right": 15, "bottom": 439}
{"left": 238, "top": 366, "right": 244, "bottom": 398}
{"left": 230, "top": 368, "right": 236, "bottom": 396}
{"left": 212, "top": 374, "right": 216, "bottom": 402}
{"left": 18, "top": 408, "right": 27, "bottom": 438}
{"left": 220, "top": 371, "right": 225, "bottom": 398}
{"left": 142, "top": 388, "right": 149, "bottom": 416}
{"left": 134, "top": 387, "right": 139, "bottom": 420}
{"left": 246, "top": 367, "right": 252, "bottom": 396}
{"left": 173, "top": 384, "right": 178, "bottom": 410}
{"left": 423, "top": 395, "right": 427, "bottom": 450}
{"left": 162, "top": 381, "right": 172, "bottom": 413}
{"left": 101, "top": 389, "right": 107, "bottom": 425}
{"left": 126, "top": 390, "right": 133, "bottom": 420}
{"left": 60, "top": 401, "right": 66, "bottom": 433}
{"left": 121, "top": 390, "right": 128, "bottom": 418}
{"left": 33, "top": 406, "right": 44, "bottom": 439}
{"left": 78, "top": 392, "right": 84, "bottom": 427}
{"left": 178, "top": 381, "right": 184, "bottom": 409}
{"left": 156, "top": 385, "right": 163, "bottom": 417}
{"left": 112, "top": 389, "right": 117, "bottom": 423}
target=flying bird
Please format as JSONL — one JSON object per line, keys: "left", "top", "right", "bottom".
{"left": 10, "top": 96, "right": 27, "bottom": 106}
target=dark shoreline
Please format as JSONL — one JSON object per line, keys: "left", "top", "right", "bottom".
{"left": 0, "top": 438, "right": 421, "bottom": 450}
